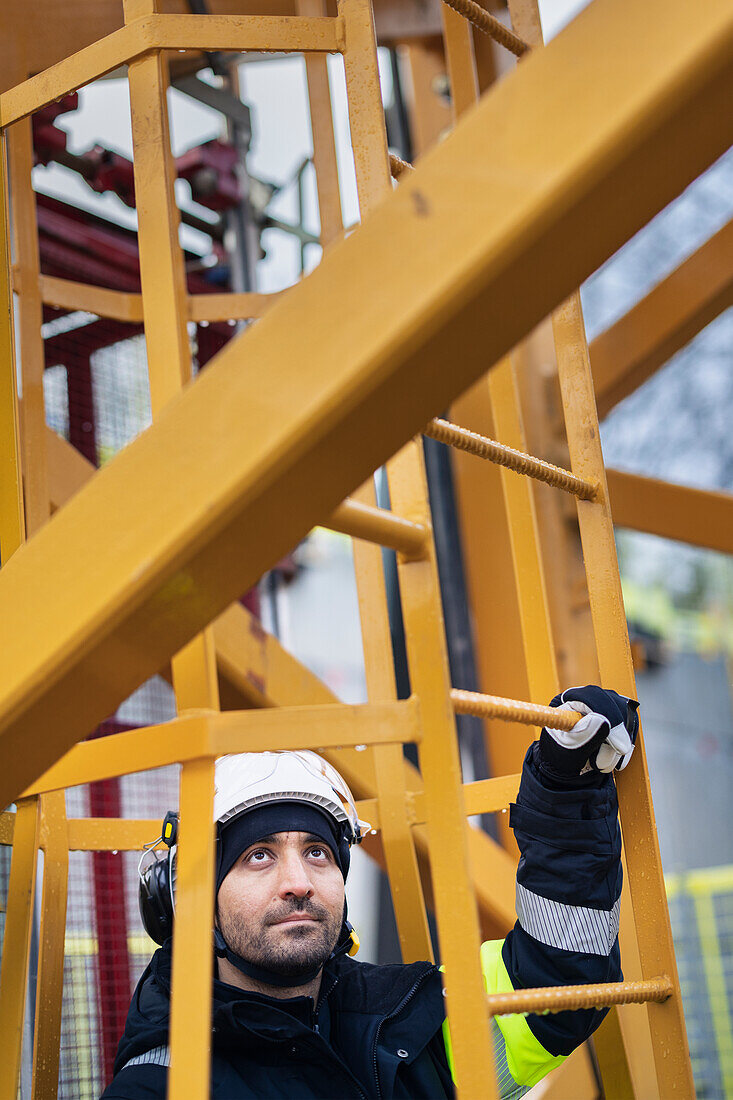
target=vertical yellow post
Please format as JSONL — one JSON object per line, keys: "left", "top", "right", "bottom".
{"left": 297, "top": 0, "right": 344, "bottom": 248}
{"left": 440, "top": 8, "right": 479, "bottom": 120}
{"left": 340, "top": 0, "right": 497, "bottom": 1089}
{"left": 8, "top": 120, "right": 50, "bottom": 536}
{"left": 0, "top": 799, "right": 41, "bottom": 1099}
{"left": 314, "top": 0, "right": 430, "bottom": 961}
{"left": 32, "top": 795, "right": 69, "bottom": 1100}
{"left": 487, "top": 359, "right": 559, "bottom": 707}
{"left": 3, "top": 118, "right": 71, "bottom": 1100}
{"left": 351, "top": 480, "right": 433, "bottom": 964}
{"left": 125, "top": 4, "right": 220, "bottom": 1095}
{"left": 0, "top": 131, "right": 23, "bottom": 566}
{"left": 554, "top": 291, "right": 694, "bottom": 1100}
{"left": 389, "top": 442, "right": 498, "bottom": 1100}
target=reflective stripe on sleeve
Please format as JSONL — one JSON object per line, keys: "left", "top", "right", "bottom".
{"left": 122, "top": 1045, "right": 171, "bottom": 1070}
{"left": 516, "top": 883, "right": 621, "bottom": 956}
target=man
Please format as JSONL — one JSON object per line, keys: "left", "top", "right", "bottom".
{"left": 101, "top": 685, "right": 638, "bottom": 1099}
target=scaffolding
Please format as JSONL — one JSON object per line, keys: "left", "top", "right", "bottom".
{"left": 0, "top": 0, "right": 732, "bottom": 1096}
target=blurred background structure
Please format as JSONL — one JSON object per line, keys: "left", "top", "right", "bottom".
{"left": 0, "top": 0, "right": 731, "bottom": 1097}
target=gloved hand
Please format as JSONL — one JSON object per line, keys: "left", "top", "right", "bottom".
{"left": 538, "top": 685, "right": 639, "bottom": 778}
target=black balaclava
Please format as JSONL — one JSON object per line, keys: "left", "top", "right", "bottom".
{"left": 214, "top": 801, "right": 353, "bottom": 988}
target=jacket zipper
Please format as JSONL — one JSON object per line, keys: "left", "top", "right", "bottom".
{"left": 370, "top": 969, "right": 434, "bottom": 1100}
{"left": 308, "top": 975, "right": 370, "bottom": 1100}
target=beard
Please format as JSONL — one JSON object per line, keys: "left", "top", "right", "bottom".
{"left": 217, "top": 897, "right": 343, "bottom": 981}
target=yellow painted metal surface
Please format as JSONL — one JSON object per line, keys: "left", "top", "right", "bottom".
{"left": 486, "top": 360, "right": 560, "bottom": 705}
{"left": 37, "top": 275, "right": 144, "bottom": 322}
{"left": 591, "top": 216, "right": 733, "bottom": 418}
{"left": 0, "top": 0, "right": 731, "bottom": 810}
{"left": 0, "top": 799, "right": 41, "bottom": 1099}
{"left": 0, "top": 135, "right": 23, "bottom": 566}
{"left": 0, "top": 15, "right": 346, "bottom": 126}
{"left": 32, "top": 790, "right": 69, "bottom": 1100}
{"left": 0, "top": 0, "right": 727, "bottom": 1093}
{"left": 554, "top": 291, "right": 695, "bottom": 1098}
{"left": 607, "top": 468, "right": 733, "bottom": 555}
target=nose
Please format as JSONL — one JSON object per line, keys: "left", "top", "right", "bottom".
{"left": 277, "top": 850, "right": 314, "bottom": 900}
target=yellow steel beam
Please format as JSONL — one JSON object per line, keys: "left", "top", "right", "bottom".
{"left": 0, "top": 799, "right": 41, "bottom": 1099}
{"left": 187, "top": 291, "right": 282, "bottom": 323}
{"left": 555, "top": 291, "right": 694, "bottom": 1098}
{"left": 591, "top": 216, "right": 733, "bottom": 418}
{"left": 21, "top": 700, "right": 421, "bottom": 794}
{"left": 39, "top": 432, "right": 518, "bottom": 939}
{"left": 46, "top": 422, "right": 426, "bottom": 554}
{"left": 36, "top": 275, "right": 144, "bottom": 323}
{"left": 0, "top": 15, "right": 345, "bottom": 126}
{"left": 46, "top": 426, "right": 93, "bottom": 513}
{"left": 1, "top": 0, "right": 732, "bottom": 807}
{"left": 607, "top": 468, "right": 733, "bottom": 554}
{"left": 0, "top": 136, "right": 23, "bottom": 567}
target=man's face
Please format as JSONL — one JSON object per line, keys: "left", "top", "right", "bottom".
{"left": 217, "top": 830, "right": 345, "bottom": 982}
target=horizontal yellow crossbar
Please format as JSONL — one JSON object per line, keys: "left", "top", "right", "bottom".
{"left": 486, "top": 977, "right": 673, "bottom": 1018}
{"left": 451, "top": 689, "right": 579, "bottom": 731}
{"left": 411, "top": 774, "right": 521, "bottom": 824}
{"left": 187, "top": 292, "right": 283, "bottom": 324}
{"left": 329, "top": 498, "right": 427, "bottom": 556}
{"left": 21, "top": 700, "right": 421, "bottom": 795}
{"left": 3, "top": 774, "right": 527, "bottom": 853}
{"left": 38, "top": 276, "right": 144, "bottom": 323}
{"left": 0, "top": 15, "right": 344, "bottom": 126}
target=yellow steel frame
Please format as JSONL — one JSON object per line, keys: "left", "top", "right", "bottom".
{"left": 1, "top": 0, "right": 731, "bottom": 1096}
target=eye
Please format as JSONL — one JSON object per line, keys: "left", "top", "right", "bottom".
{"left": 308, "top": 846, "right": 329, "bottom": 862}
{"left": 246, "top": 848, "right": 272, "bottom": 864}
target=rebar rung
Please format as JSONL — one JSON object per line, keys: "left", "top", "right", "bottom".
{"left": 486, "top": 977, "right": 673, "bottom": 1018}
{"left": 451, "top": 689, "right": 580, "bottom": 731}
{"left": 329, "top": 498, "right": 427, "bottom": 557}
{"left": 389, "top": 153, "right": 414, "bottom": 179}
{"left": 426, "top": 418, "right": 598, "bottom": 501}
{"left": 440, "top": 0, "right": 529, "bottom": 56}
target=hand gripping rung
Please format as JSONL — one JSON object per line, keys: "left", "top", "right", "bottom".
{"left": 426, "top": 418, "right": 598, "bottom": 500}
{"left": 486, "top": 977, "right": 673, "bottom": 1018}
{"left": 451, "top": 689, "right": 580, "bottom": 731}
{"left": 440, "top": 0, "right": 529, "bottom": 56}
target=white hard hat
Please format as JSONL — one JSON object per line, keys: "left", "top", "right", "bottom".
{"left": 213, "top": 750, "right": 370, "bottom": 847}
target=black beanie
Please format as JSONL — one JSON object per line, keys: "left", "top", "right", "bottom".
{"left": 216, "top": 802, "right": 348, "bottom": 894}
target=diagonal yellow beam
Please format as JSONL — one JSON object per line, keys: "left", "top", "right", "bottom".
{"left": 1, "top": 0, "right": 732, "bottom": 807}
{"left": 607, "top": 468, "right": 733, "bottom": 554}
{"left": 42, "top": 426, "right": 518, "bottom": 931}
{"left": 591, "top": 217, "right": 733, "bottom": 418}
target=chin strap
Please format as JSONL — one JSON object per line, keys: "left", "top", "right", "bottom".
{"left": 214, "top": 917, "right": 359, "bottom": 989}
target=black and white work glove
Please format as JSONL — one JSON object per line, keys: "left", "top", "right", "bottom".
{"left": 538, "top": 685, "right": 640, "bottom": 779}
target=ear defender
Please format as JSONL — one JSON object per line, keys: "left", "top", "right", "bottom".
{"left": 138, "top": 812, "right": 179, "bottom": 946}
{"left": 346, "top": 923, "right": 360, "bottom": 957}
{"left": 162, "top": 810, "right": 178, "bottom": 848}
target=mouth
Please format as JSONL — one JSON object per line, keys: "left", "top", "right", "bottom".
{"left": 271, "top": 915, "right": 319, "bottom": 927}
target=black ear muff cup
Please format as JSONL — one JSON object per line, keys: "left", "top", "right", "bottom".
{"left": 139, "top": 851, "right": 174, "bottom": 946}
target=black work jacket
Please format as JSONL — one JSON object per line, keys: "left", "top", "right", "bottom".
{"left": 101, "top": 942, "right": 453, "bottom": 1099}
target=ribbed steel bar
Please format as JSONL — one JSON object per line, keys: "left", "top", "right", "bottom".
{"left": 486, "top": 977, "right": 673, "bottom": 1018}
{"left": 427, "top": 418, "right": 597, "bottom": 500}
{"left": 329, "top": 497, "right": 427, "bottom": 556}
{"left": 451, "top": 689, "right": 579, "bottom": 731}
{"left": 440, "top": 0, "right": 529, "bottom": 56}
{"left": 389, "top": 153, "right": 414, "bottom": 179}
